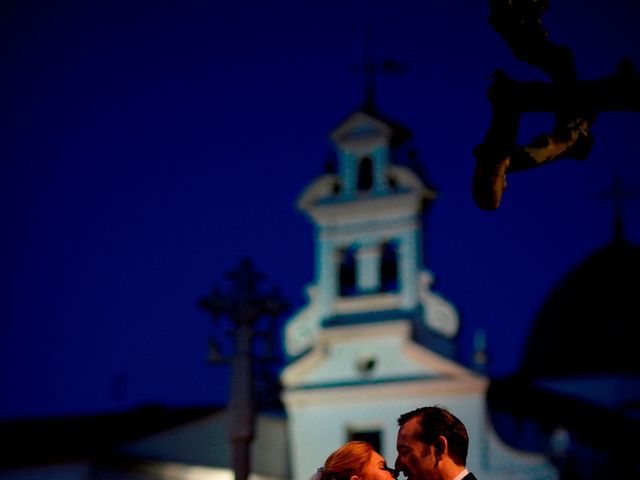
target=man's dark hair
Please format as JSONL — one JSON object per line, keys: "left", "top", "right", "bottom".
{"left": 397, "top": 405, "right": 469, "bottom": 466}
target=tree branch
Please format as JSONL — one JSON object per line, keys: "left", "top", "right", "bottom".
{"left": 473, "top": 0, "right": 640, "bottom": 210}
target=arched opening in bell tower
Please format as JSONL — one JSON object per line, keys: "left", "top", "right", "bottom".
{"left": 357, "top": 156, "right": 374, "bottom": 191}
{"left": 338, "top": 246, "right": 357, "bottom": 296}
{"left": 380, "top": 241, "right": 398, "bottom": 292}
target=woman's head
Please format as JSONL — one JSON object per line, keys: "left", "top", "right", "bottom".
{"left": 319, "top": 441, "right": 397, "bottom": 480}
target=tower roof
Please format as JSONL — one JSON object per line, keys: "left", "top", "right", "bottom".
{"left": 330, "top": 105, "right": 412, "bottom": 149}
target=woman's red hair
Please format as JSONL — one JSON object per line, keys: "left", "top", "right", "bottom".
{"left": 319, "top": 441, "right": 373, "bottom": 480}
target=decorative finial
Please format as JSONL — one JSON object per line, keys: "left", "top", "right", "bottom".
{"left": 599, "top": 175, "right": 637, "bottom": 243}
{"left": 350, "top": 26, "right": 407, "bottom": 112}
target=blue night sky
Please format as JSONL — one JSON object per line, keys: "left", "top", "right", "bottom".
{"left": 2, "top": 0, "right": 639, "bottom": 419}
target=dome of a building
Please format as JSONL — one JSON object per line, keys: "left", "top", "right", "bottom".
{"left": 486, "top": 226, "right": 640, "bottom": 476}
{"left": 520, "top": 236, "right": 640, "bottom": 377}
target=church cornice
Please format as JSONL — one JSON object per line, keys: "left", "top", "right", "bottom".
{"left": 303, "top": 191, "right": 428, "bottom": 228}
{"left": 282, "top": 376, "right": 487, "bottom": 409}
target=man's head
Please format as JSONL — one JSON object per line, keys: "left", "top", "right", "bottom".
{"left": 395, "top": 406, "right": 469, "bottom": 480}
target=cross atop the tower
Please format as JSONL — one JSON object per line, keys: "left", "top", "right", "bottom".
{"left": 599, "top": 176, "right": 638, "bottom": 242}
{"left": 350, "top": 26, "right": 407, "bottom": 110}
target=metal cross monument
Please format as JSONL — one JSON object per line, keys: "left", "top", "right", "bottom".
{"left": 200, "top": 258, "right": 288, "bottom": 480}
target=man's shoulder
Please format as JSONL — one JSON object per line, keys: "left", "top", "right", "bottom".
{"left": 462, "top": 474, "right": 477, "bottom": 480}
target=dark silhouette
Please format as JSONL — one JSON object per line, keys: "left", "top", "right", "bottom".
{"left": 487, "top": 179, "right": 640, "bottom": 477}
{"left": 200, "top": 258, "right": 288, "bottom": 480}
{"left": 473, "top": 0, "right": 640, "bottom": 210}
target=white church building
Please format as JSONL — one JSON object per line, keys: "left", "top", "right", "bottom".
{"left": 280, "top": 103, "right": 557, "bottom": 480}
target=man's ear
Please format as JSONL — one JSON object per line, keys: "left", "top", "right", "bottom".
{"left": 434, "top": 436, "right": 448, "bottom": 458}
{"left": 350, "top": 475, "right": 360, "bottom": 480}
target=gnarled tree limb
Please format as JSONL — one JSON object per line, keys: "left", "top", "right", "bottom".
{"left": 473, "top": 0, "right": 640, "bottom": 210}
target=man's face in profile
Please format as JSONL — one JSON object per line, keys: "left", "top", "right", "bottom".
{"left": 396, "top": 416, "right": 437, "bottom": 480}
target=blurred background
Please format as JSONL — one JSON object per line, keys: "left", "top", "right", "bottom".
{"left": 1, "top": 0, "right": 639, "bottom": 478}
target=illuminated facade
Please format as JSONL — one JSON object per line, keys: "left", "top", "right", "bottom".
{"left": 280, "top": 105, "right": 556, "bottom": 480}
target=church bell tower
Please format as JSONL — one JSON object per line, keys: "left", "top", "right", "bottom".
{"left": 279, "top": 102, "right": 489, "bottom": 480}
{"left": 284, "top": 105, "right": 461, "bottom": 359}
